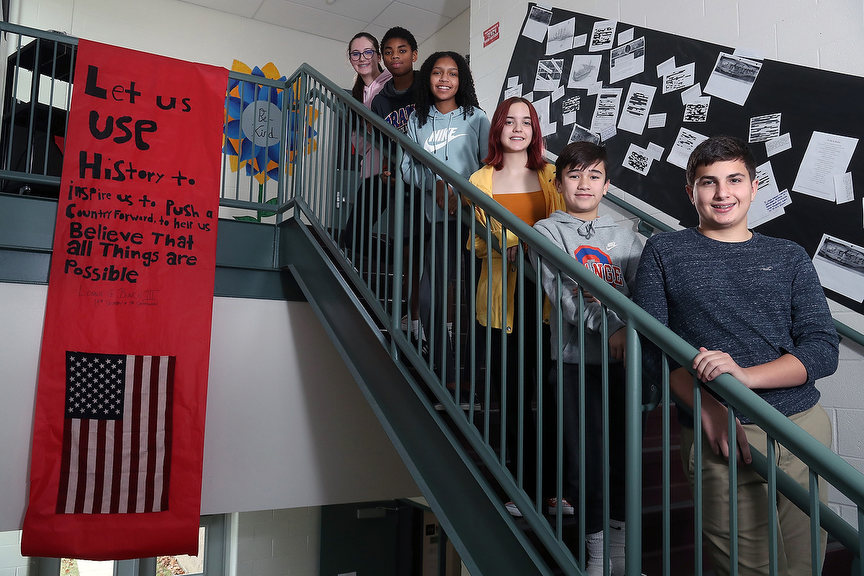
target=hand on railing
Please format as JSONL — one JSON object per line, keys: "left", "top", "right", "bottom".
{"left": 574, "top": 286, "right": 598, "bottom": 304}
{"left": 690, "top": 346, "right": 749, "bottom": 385}
{"left": 608, "top": 327, "right": 626, "bottom": 361}
{"left": 672, "top": 367, "right": 753, "bottom": 463}
{"left": 435, "top": 181, "right": 459, "bottom": 215}
{"left": 380, "top": 162, "right": 396, "bottom": 186}
{"left": 691, "top": 346, "right": 809, "bottom": 392}
{"left": 506, "top": 245, "right": 519, "bottom": 262}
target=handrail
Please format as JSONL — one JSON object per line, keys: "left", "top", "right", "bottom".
{"left": 285, "top": 64, "right": 583, "bottom": 574}
{"left": 0, "top": 22, "right": 78, "bottom": 44}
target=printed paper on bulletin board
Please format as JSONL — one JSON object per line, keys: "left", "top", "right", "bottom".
{"left": 503, "top": 3, "right": 864, "bottom": 314}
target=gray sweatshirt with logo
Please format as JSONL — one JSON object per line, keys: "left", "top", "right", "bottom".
{"left": 400, "top": 105, "right": 490, "bottom": 222}
{"left": 534, "top": 210, "right": 643, "bottom": 364}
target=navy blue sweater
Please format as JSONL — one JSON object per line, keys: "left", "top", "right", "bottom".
{"left": 634, "top": 228, "right": 839, "bottom": 425}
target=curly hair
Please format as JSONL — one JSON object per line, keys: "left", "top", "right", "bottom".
{"left": 414, "top": 51, "right": 479, "bottom": 127}
{"left": 483, "top": 97, "right": 546, "bottom": 171}
{"left": 348, "top": 32, "right": 384, "bottom": 103}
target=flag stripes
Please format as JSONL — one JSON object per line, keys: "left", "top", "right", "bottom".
{"left": 57, "top": 353, "right": 174, "bottom": 514}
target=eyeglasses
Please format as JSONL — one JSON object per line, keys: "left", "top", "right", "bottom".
{"left": 349, "top": 49, "right": 377, "bottom": 61}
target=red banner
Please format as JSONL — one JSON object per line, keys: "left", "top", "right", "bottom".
{"left": 22, "top": 40, "right": 228, "bottom": 560}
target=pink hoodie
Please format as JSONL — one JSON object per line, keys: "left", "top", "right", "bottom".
{"left": 356, "top": 69, "right": 392, "bottom": 178}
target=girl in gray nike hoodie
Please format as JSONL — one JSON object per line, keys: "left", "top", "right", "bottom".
{"left": 401, "top": 53, "right": 490, "bottom": 223}
{"left": 400, "top": 51, "right": 489, "bottom": 391}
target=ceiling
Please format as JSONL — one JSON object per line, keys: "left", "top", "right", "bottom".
{"left": 179, "top": 0, "right": 470, "bottom": 45}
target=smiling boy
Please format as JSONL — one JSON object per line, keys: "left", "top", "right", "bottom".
{"left": 534, "top": 141, "right": 643, "bottom": 575}
{"left": 370, "top": 27, "right": 418, "bottom": 133}
{"left": 633, "top": 135, "right": 839, "bottom": 576}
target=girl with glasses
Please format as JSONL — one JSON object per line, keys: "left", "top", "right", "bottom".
{"left": 347, "top": 32, "right": 390, "bottom": 107}
{"left": 341, "top": 33, "right": 392, "bottom": 255}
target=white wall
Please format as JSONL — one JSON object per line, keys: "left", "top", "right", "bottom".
{"left": 0, "top": 283, "right": 419, "bottom": 532}
{"left": 469, "top": 0, "right": 864, "bottom": 522}
{"left": 201, "top": 296, "right": 419, "bottom": 515}
{"left": 418, "top": 9, "right": 471, "bottom": 60}
{"left": 9, "top": 0, "right": 351, "bottom": 86}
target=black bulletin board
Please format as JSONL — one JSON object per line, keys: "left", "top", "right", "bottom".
{"left": 502, "top": 4, "right": 864, "bottom": 315}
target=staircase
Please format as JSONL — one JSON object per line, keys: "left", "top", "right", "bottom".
{"left": 280, "top": 217, "right": 567, "bottom": 574}
{"left": 2, "top": 20, "right": 863, "bottom": 572}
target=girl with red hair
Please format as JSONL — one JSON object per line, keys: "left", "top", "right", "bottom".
{"left": 470, "top": 97, "right": 564, "bottom": 516}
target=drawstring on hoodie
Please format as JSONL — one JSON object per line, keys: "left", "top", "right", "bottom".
{"left": 577, "top": 219, "right": 597, "bottom": 239}
{"left": 430, "top": 113, "right": 453, "bottom": 161}
{"left": 445, "top": 113, "right": 452, "bottom": 161}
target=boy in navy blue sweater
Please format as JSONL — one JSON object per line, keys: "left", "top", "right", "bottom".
{"left": 634, "top": 136, "right": 838, "bottom": 576}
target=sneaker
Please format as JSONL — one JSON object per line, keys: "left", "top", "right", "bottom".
{"left": 400, "top": 315, "right": 424, "bottom": 341}
{"left": 505, "top": 501, "right": 522, "bottom": 517}
{"left": 546, "top": 497, "right": 574, "bottom": 516}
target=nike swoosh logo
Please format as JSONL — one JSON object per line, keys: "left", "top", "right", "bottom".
{"left": 425, "top": 133, "right": 467, "bottom": 153}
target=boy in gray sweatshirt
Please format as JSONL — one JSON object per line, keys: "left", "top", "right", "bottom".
{"left": 534, "top": 142, "right": 642, "bottom": 576}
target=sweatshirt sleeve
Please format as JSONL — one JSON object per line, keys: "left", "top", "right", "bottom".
{"left": 786, "top": 249, "right": 839, "bottom": 384}
{"left": 534, "top": 220, "right": 590, "bottom": 328}
{"left": 399, "top": 114, "right": 416, "bottom": 184}
{"left": 594, "top": 231, "right": 644, "bottom": 337}
{"left": 632, "top": 237, "right": 680, "bottom": 380}
{"left": 477, "top": 113, "right": 491, "bottom": 165}
{"left": 633, "top": 238, "right": 667, "bottom": 325}
{"left": 622, "top": 232, "right": 645, "bottom": 293}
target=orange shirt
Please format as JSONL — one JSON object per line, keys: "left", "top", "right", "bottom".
{"left": 492, "top": 190, "right": 546, "bottom": 226}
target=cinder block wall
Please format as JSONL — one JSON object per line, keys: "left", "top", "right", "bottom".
{"left": 234, "top": 509, "right": 321, "bottom": 576}
{"left": 0, "top": 532, "right": 28, "bottom": 576}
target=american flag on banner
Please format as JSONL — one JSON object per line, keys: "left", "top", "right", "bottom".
{"left": 57, "top": 352, "right": 175, "bottom": 515}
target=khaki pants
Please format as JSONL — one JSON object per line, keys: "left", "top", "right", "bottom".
{"left": 680, "top": 403, "right": 831, "bottom": 576}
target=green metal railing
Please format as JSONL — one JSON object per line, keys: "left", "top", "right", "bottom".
{"left": 0, "top": 23, "right": 77, "bottom": 196}
{"left": 277, "top": 63, "right": 864, "bottom": 575}
{"left": 270, "top": 62, "right": 864, "bottom": 576}
{"left": 3, "top": 21, "right": 864, "bottom": 575}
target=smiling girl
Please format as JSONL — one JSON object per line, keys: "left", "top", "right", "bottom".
{"left": 401, "top": 51, "right": 489, "bottom": 400}
{"left": 341, "top": 32, "right": 391, "bottom": 253}
{"left": 469, "top": 97, "right": 564, "bottom": 514}
{"left": 347, "top": 32, "right": 390, "bottom": 108}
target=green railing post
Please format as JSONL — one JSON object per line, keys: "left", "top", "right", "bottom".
{"left": 293, "top": 72, "right": 306, "bottom": 206}
{"left": 625, "top": 325, "right": 641, "bottom": 576}
{"left": 390, "top": 145, "right": 405, "bottom": 356}
{"left": 728, "top": 407, "right": 739, "bottom": 576}
{"left": 767, "top": 437, "right": 779, "bottom": 576}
